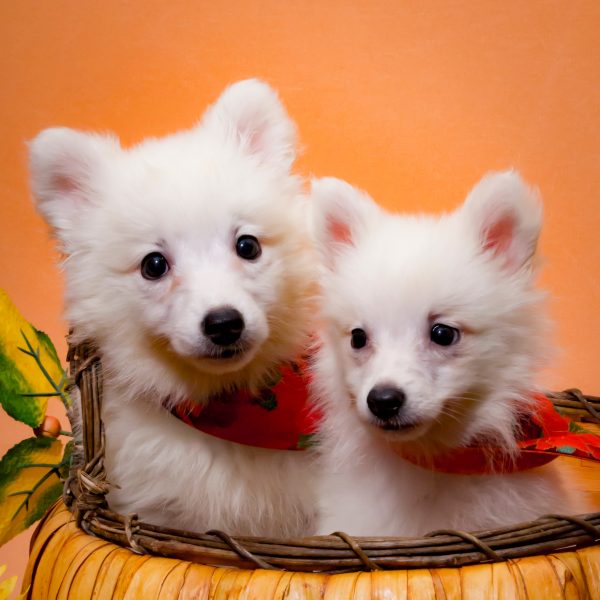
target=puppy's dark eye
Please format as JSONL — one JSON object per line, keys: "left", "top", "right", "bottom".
{"left": 350, "top": 328, "right": 368, "bottom": 349}
{"left": 141, "top": 252, "right": 169, "bottom": 280}
{"left": 430, "top": 323, "right": 460, "bottom": 346}
{"left": 236, "top": 235, "right": 262, "bottom": 260}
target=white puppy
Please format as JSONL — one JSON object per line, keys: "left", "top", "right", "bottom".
{"left": 29, "top": 80, "right": 318, "bottom": 536}
{"left": 311, "top": 173, "right": 584, "bottom": 536}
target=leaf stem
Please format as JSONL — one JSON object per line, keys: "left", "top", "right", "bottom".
{"left": 19, "top": 330, "right": 71, "bottom": 410}
{"left": 10, "top": 467, "right": 61, "bottom": 520}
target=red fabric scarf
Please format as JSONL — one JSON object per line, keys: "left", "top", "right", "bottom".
{"left": 168, "top": 364, "right": 600, "bottom": 474}
{"left": 168, "top": 361, "right": 319, "bottom": 451}
{"left": 397, "top": 393, "right": 600, "bottom": 475}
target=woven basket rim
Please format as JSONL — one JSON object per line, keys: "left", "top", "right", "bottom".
{"left": 64, "top": 339, "right": 600, "bottom": 573}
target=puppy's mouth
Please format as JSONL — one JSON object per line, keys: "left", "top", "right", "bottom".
{"left": 368, "top": 413, "right": 431, "bottom": 441}
{"left": 201, "top": 343, "right": 252, "bottom": 361}
{"left": 374, "top": 418, "right": 423, "bottom": 432}
{"left": 184, "top": 341, "right": 258, "bottom": 374}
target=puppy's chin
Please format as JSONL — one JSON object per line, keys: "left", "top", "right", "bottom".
{"left": 367, "top": 417, "right": 433, "bottom": 444}
{"left": 192, "top": 346, "right": 259, "bottom": 375}
{"left": 361, "top": 392, "right": 483, "bottom": 449}
{"left": 376, "top": 411, "right": 475, "bottom": 455}
{"left": 363, "top": 411, "right": 465, "bottom": 449}
{"left": 178, "top": 337, "right": 265, "bottom": 374}
{"left": 154, "top": 336, "right": 262, "bottom": 376}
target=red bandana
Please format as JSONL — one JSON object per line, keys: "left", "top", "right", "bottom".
{"left": 167, "top": 361, "right": 319, "bottom": 451}
{"left": 397, "top": 393, "right": 600, "bottom": 475}
{"left": 168, "top": 365, "right": 600, "bottom": 474}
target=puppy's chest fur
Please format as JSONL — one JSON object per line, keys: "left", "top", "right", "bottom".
{"left": 102, "top": 383, "right": 317, "bottom": 537}
{"left": 317, "top": 395, "right": 580, "bottom": 537}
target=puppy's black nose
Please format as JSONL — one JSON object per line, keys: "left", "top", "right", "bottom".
{"left": 202, "top": 307, "right": 245, "bottom": 346}
{"left": 367, "top": 386, "right": 406, "bottom": 420}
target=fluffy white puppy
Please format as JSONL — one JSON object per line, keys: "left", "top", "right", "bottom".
{"left": 29, "top": 80, "right": 317, "bottom": 536}
{"left": 311, "top": 173, "right": 585, "bottom": 536}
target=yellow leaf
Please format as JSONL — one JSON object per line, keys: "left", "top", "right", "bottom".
{"left": 0, "top": 437, "right": 64, "bottom": 546}
{"left": 0, "top": 289, "right": 66, "bottom": 427}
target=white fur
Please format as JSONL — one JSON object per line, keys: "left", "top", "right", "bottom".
{"left": 30, "top": 79, "right": 318, "bottom": 536}
{"left": 311, "top": 173, "right": 586, "bottom": 536}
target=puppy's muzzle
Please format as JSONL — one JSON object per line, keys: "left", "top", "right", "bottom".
{"left": 202, "top": 306, "right": 245, "bottom": 346}
{"left": 367, "top": 385, "right": 406, "bottom": 420}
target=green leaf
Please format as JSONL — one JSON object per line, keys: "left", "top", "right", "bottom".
{"left": 34, "top": 328, "right": 61, "bottom": 367}
{"left": 297, "top": 433, "right": 318, "bottom": 449}
{"left": 257, "top": 391, "right": 278, "bottom": 411}
{"left": 0, "top": 289, "right": 67, "bottom": 426}
{"left": 59, "top": 441, "right": 74, "bottom": 480}
{"left": 0, "top": 437, "right": 64, "bottom": 546}
{"left": 568, "top": 420, "right": 593, "bottom": 434}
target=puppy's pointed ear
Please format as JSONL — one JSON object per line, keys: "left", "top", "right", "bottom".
{"left": 29, "top": 127, "right": 119, "bottom": 245}
{"left": 311, "top": 177, "right": 381, "bottom": 268}
{"left": 461, "top": 170, "right": 542, "bottom": 272}
{"left": 202, "top": 79, "right": 297, "bottom": 170}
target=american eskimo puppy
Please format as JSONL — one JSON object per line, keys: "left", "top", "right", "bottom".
{"left": 29, "top": 80, "right": 318, "bottom": 536}
{"left": 311, "top": 173, "right": 584, "bottom": 536}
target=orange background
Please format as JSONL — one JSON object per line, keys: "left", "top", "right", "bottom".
{"left": 1, "top": 0, "right": 599, "bottom": 591}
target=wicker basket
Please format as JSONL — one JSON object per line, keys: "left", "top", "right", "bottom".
{"left": 22, "top": 341, "right": 600, "bottom": 599}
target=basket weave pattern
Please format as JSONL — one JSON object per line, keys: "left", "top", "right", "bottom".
{"left": 63, "top": 340, "right": 600, "bottom": 573}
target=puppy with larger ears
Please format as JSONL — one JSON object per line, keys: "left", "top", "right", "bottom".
{"left": 29, "top": 80, "right": 318, "bottom": 536}
{"left": 311, "top": 173, "right": 585, "bottom": 536}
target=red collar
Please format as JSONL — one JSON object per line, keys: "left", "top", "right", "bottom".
{"left": 167, "top": 365, "right": 600, "bottom": 471}
{"left": 166, "top": 360, "right": 318, "bottom": 451}
{"left": 397, "top": 393, "right": 600, "bottom": 474}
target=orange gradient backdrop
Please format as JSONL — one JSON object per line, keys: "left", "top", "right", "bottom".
{"left": 1, "top": 0, "right": 599, "bottom": 590}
